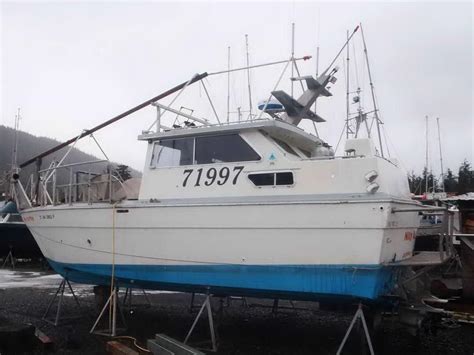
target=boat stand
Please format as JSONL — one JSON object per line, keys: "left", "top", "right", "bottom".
{"left": 271, "top": 299, "right": 296, "bottom": 315}
{"left": 1, "top": 250, "right": 16, "bottom": 269}
{"left": 336, "top": 303, "right": 375, "bottom": 355}
{"left": 184, "top": 292, "right": 218, "bottom": 352}
{"left": 42, "top": 278, "right": 82, "bottom": 326}
{"left": 226, "top": 295, "right": 248, "bottom": 308}
{"left": 122, "top": 288, "right": 152, "bottom": 309}
{"left": 90, "top": 287, "right": 127, "bottom": 337}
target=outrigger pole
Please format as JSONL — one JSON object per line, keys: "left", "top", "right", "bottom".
{"left": 20, "top": 72, "right": 208, "bottom": 168}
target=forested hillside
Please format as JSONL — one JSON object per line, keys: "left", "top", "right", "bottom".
{"left": 0, "top": 125, "right": 140, "bottom": 195}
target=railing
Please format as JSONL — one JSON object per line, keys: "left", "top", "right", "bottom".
{"left": 392, "top": 205, "right": 456, "bottom": 261}
{"left": 1, "top": 213, "right": 23, "bottom": 223}
{"left": 14, "top": 159, "right": 127, "bottom": 208}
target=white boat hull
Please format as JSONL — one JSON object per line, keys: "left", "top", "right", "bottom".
{"left": 22, "top": 197, "right": 420, "bottom": 301}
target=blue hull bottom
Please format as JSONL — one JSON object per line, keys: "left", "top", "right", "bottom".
{"left": 47, "top": 259, "right": 397, "bottom": 302}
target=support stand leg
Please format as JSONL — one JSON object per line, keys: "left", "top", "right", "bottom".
{"left": 1, "top": 250, "right": 15, "bottom": 269}
{"left": 336, "top": 303, "right": 375, "bottom": 355}
{"left": 142, "top": 289, "right": 152, "bottom": 306}
{"left": 184, "top": 293, "right": 217, "bottom": 352}
{"left": 272, "top": 299, "right": 279, "bottom": 315}
{"left": 42, "top": 278, "right": 82, "bottom": 326}
{"left": 189, "top": 292, "right": 195, "bottom": 313}
{"left": 122, "top": 288, "right": 152, "bottom": 309}
{"left": 90, "top": 287, "right": 126, "bottom": 337}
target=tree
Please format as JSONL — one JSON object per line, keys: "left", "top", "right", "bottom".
{"left": 114, "top": 164, "right": 132, "bottom": 181}
{"left": 443, "top": 168, "right": 458, "bottom": 193}
{"left": 408, "top": 171, "right": 423, "bottom": 194}
{"left": 458, "top": 160, "right": 474, "bottom": 194}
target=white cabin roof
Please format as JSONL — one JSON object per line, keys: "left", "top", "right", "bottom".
{"left": 138, "top": 119, "right": 326, "bottom": 151}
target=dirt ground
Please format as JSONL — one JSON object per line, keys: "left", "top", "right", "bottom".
{"left": 0, "top": 269, "right": 473, "bottom": 355}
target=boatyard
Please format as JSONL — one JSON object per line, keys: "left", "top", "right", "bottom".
{"left": 1, "top": 1, "right": 473, "bottom": 354}
{"left": 0, "top": 267, "right": 472, "bottom": 355}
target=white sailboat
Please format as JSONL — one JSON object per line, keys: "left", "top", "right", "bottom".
{"left": 15, "top": 32, "right": 427, "bottom": 302}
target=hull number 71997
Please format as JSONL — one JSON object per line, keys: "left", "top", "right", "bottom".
{"left": 182, "top": 166, "right": 244, "bottom": 187}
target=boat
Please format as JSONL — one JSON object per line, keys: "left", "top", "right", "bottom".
{"left": 0, "top": 200, "right": 43, "bottom": 260}
{"left": 14, "top": 33, "right": 427, "bottom": 303}
{"left": 0, "top": 109, "right": 44, "bottom": 262}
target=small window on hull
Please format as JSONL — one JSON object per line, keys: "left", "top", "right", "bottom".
{"left": 276, "top": 172, "right": 294, "bottom": 185}
{"left": 248, "top": 173, "right": 274, "bottom": 186}
{"left": 248, "top": 172, "right": 294, "bottom": 187}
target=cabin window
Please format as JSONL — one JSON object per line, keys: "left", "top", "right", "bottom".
{"left": 248, "top": 172, "right": 294, "bottom": 187}
{"left": 150, "top": 134, "right": 260, "bottom": 168}
{"left": 151, "top": 138, "right": 194, "bottom": 167}
{"left": 271, "top": 137, "right": 298, "bottom": 157}
{"left": 194, "top": 134, "right": 261, "bottom": 164}
{"left": 298, "top": 148, "right": 311, "bottom": 158}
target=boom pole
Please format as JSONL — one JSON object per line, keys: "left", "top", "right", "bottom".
{"left": 20, "top": 72, "right": 208, "bottom": 168}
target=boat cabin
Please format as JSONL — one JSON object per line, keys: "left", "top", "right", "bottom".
{"left": 136, "top": 119, "right": 409, "bottom": 202}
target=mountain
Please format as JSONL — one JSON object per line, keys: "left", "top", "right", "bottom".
{"left": 0, "top": 125, "right": 140, "bottom": 196}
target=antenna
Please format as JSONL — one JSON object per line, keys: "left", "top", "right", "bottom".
{"left": 227, "top": 46, "right": 231, "bottom": 123}
{"left": 360, "top": 23, "right": 384, "bottom": 158}
{"left": 437, "top": 117, "right": 445, "bottom": 192}
{"left": 425, "top": 115, "right": 429, "bottom": 193}
{"left": 245, "top": 34, "right": 253, "bottom": 119}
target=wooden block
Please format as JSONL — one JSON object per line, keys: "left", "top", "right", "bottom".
{"left": 106, "top": 340, "right": 139, "bottom": 355}
{"left": 34, "top": 327, "right": 54, "bottom": 349}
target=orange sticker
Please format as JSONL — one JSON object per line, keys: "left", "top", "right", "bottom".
{"left": 404, "top": 231, "right": 414, "bottom": 241}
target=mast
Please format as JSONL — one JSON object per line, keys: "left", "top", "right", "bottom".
{"left": 437, "top": 117, "right": 445, "bottom": 192}
{"left": 227, "top": 46, "right": 231, "bottom": 123}
{"left": 425, "top": 115, "right": 429, "bottom": 194}
{"left": 360, "top": 23, "right": 384, "bottom": 157}
{"left": 12, "top": 108, "right": 20, "bottom": 171}
{"left": 245, "top": 34, "right": 253, "bottom": 119}
{"left": 345, "top": 30, "right": 350, "bottom": 139}
{"left": 291, "top": 22, "right": 295, "bottom": 98}
{"left": 312, "top": 45, "right": 320, "bottom": 137}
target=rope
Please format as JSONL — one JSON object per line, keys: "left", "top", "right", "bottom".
{"left": 113, "top": 336, "right": 152, "bottom": 353}
{"left": 109, "top": 201, "right": 119, "bottom": 330}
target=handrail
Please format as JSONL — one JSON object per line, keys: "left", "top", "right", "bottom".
{"left": 39, "top": 159, "right": 108, "bottom": 173}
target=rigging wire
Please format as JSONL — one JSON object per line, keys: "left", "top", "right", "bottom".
{"left": 201, "top": 79, "right": 222, "bottom": 124}
{"left": 334, "top": 121, "right": 348, "bottom": 154}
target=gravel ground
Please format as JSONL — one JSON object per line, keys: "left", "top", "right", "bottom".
{"left": 0, "top": 268, "right": 473, "bottom": 355}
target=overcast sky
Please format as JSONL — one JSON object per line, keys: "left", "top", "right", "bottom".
{"left": 1, "top": 1, "right": 472, "bottom": 177}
